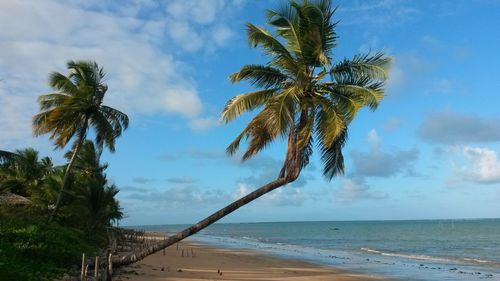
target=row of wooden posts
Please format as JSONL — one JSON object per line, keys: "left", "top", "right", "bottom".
{"left": 78, "top": 228, "right": 153, "bottom": 281}
{"left": 79, "top": 244, "right": 198, "bottom": 280}
{"left": 78, "top": 228, "right": 197, "bottom": 280}
{"left": 79, "top": 251, "right": 113, "bottom": 281}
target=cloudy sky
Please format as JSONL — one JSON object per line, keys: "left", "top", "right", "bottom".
{"left": 1, "top": 0, "right": 499, "bottom": 225}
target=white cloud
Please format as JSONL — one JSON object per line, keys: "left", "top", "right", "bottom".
{"left": 335, "top": 178, "right": 388, "bottom": 203}
{"left": 122, "top": 184, "right": 227, "bottom": 210}
{"left": 212, "top": 25, "right": 234, "bottom": 46}
{"left": 351, "top": 129, "right": 418, "bottom": 178}
{"left": 164, "top": 0, "right": 238, "bottom": 52}
{"left": 165, "top": 19, "right": 204, "bottom": 52}
{"left": 368, "top": 129, "right": 381, "bottom": 147}
{"left": 233, "top": 183, "right": 250, "bottom": 200}
{"left": 0, "top": 0, "right": 243, "bottom": 147}
{"left": 455, "top": 146, "right": 500, "bottom": 184}
{"left": 261, "top": 186, "right": 311, "bottom": 206}
{"left": 163, "top": 87, "right": 203, "bottom": 118}
{"left": 232, "top": 182, "right": 311, "bottom": 207}
{"left": 189, "top": 116, "right": 219, "bottom": 131}
{"left": 167, "top": 0, "right": 222, "bottom": 25}
{"left": 339, "top": 0, "right": 419, "bottom": 26}
{"left": 418, "top": 109, "right": 500, "bottom": 144}
{"left": 386, "top": 54, "right": 433, "bottom": 92}
{"left": 383, "top": 117, "right": 403, "bottom": 131}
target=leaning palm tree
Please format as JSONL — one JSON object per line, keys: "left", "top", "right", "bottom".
{"left": 33, "top": 61, "right": 129, "bottom": 222}
{"left": 115, "top": 0, "right": 391, "bottom": 266}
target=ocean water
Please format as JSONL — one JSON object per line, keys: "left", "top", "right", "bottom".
{"left": 140, "top": 219, "right": 500, "bottom": 281}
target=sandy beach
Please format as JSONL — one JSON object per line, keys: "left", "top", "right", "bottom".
{"left": 115, "top": 241, "right": 389, "bottom": 281}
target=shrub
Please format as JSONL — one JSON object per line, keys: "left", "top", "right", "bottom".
{"left": 0, "top": 214, "right": 97, "bottom": 281}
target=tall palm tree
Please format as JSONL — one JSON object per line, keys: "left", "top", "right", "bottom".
{"left": 62, "top": 141, "right": 122, "bottom": 234}
{"left": 33, "top": 61, "right": 129, "bottom": 222}
{"left": 116, "top": 0, "right": 391, "bottom": 265}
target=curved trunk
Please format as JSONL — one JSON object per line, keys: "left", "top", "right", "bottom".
{"left": 114, "top": 116, "right": 305, "bottom": 266}
{"left": 114, "top": 176, "right": 291, "bottom": 266}
{"left": 48, "top": 121, "right": 88, "bottom": 223}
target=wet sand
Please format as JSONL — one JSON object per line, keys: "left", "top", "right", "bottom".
{"left": 115, "top": 241, "right": 389, "bottom": 281}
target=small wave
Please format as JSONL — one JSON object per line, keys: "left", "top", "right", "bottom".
{"left": 360, "top": 248, "right": 500, "bottom": 267}
{"left": 361, "top": 248, "right": 382, "bottom": 254}
{"left": 361, "top": 247, "right": 452, "bottom": 262}
{"left": 463, "top": 258, "right": 490, "bottom": 263}
{"left": 241, "top": 236, "right": 263, "bottom": 242}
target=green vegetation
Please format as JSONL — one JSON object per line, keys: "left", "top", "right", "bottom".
{"left": 0, "top": 212, "right": 97, "bottom": 281}
{"left": 0, "top": 61, "right": 128, "bottom": 280}
{"left": 0, "top": 143, "right": 122, "bottom": 280}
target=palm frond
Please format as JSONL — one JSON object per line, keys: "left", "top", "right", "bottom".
{"left": 230, "top": 64, "right": 289, "bottom": 89}
{"left": 332, "top": 83, "right": 384, "bottom": 110}
{"left": 319, "top": 127, "right": 347, "bottom": 179}
{"left": 226, "top": 128, "right": 248, "bottom": 156}
{"left": 332, "top": 52, "right": 392, "bottom": 80}
{"left": 49, "top": 72, "right": 78, "bottom": 96}
{"left": 267, "top": 4, "right": 303, "bottom": 58}
{"left": 37, "top": 93, "right": 70, "bottom": 111}
{"left": 315, "top": 100, "right": 346, "bottom": 148}
{"left": 246, "top": 23, "right": 298, "bottom": 73}
{"left": 221, "top": 88, "right": 278, "bottom": 123}
{"left": 100, "top": 106, "right": 129, "bottom": 131}
{"left": 295, "top": 0, "right": 336, "bottom": 67}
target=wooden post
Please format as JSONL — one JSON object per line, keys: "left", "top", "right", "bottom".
{"left": 94, "top": 256, "right": 99, "bottom": 279}
{"left": 176, "top": 243, "right": 179, "bottom": 251}
{"left": 108, "top": 252, "right": 113, "bottom": 277}
{"left": 81, "top": 253, "right": 86, "bottom": 281}
{"left": 191, "top": 248, "right": 194, "bottom": 258}
{"left": 182, "top": 249, "right": 184, "bottom": 257}
{"left": 105, "top": 250, "right": 112, "bottom": 281}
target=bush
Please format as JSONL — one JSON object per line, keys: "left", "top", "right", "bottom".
{"left": 0, "top": 214, "right": 97, "bottom": 281}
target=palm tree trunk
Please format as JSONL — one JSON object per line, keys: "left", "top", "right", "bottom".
{"left": 48, "top": 124, "right": 88, "bottom": 223}
{"left": 114, "top": 176, "right": 291, "bottom": 266}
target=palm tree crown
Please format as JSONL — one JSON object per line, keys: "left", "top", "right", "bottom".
{"left": 33, "top": 60, "right": 129, "bottom": 152}
{"left": 221, "top": 0, "right": 391, "bottom": 181}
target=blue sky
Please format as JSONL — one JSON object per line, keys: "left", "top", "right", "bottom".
{"left": 1, "top": 0, "right": 500, "bottom": 225}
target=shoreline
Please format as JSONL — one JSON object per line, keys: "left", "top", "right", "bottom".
{"left": 115, "top": 240, "right": 390, "bottom": 281}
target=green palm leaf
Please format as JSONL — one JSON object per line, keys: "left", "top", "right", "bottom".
{"left": 221, "top": 88, "right": 279, "bottom": 123}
